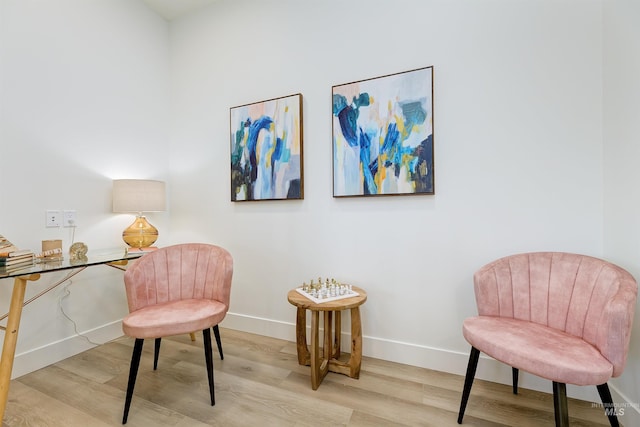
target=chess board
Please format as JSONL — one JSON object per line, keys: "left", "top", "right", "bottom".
{"left": 295, "top": 287, "right": 359, "bottom": 304}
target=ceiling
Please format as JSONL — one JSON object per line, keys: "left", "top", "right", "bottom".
{"left": 141, "top": 0, "right": 220, "bottom": 21}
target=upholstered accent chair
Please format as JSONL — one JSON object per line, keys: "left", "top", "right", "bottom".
{"left": 120, "top": 243, "right": 233, "bottom": 424}
{"left": 458, "top": 252, "right": 637, "bottom": 427}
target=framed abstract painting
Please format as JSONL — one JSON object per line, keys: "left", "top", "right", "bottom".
{"left": 230, "top": 93, "right": 303, "bottom": 201}
{"left": 332, "top": 66, "right": 434, "bottom": 197}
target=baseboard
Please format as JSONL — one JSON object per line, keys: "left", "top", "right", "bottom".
{"left": 11, "top": 312, "right": 639, "bottom": 427}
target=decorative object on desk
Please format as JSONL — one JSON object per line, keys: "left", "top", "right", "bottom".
{"left": 332, "top": 66, "right": 434, "bottom": 197}
{"left": 35, "top": 247, "right": 63, "bottom": 263}
{"left": 0, "top": 234, "right": 19, "bottom": 255}
{"left": 41, "top": 239, "right": 63, "bottom": 261}
{"left": 230, "top": 93, "right": 303, "bottom": 201}
{"left": 112, "top": 179, "right": 166, "bottom": 248}
{"left": 0, "top": 235, "right": 35, "bottom": 270}
{"left": 0, "top": 253, "right": 35, "bottom": 269}
{"left": 0, "top": 249, "right": 33, "bottom": 258}
{"left": 69, "top": 242, "right": 88, "bottom": 262}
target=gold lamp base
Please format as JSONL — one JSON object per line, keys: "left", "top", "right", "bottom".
{"left": 122, "top": 215, "right": 158, "bottom": 249}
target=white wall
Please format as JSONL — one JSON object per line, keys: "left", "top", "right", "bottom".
{"left": 168, "top": 0, "right": 617, "bottom": 406}
{"left": 603, "top": 0, "right": 640, "bottom": 423}
{"left": 0, "top": 0, "right": 170, "bottom": 375}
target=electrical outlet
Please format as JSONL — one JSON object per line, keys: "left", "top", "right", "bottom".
{"left": 46, "top": 210, "right": 62, "bottom": 227}
{"left": 63, "top": 210, "right": 77, "bottom": 227}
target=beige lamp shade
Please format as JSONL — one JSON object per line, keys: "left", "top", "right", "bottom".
{"left": 112, "top": 179, "right": 166, "bottom": 213}
{"left": 112, "top": 179, "right": 166, "bottom": 248}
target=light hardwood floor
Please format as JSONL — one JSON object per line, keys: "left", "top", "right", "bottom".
{"left": 4, "top": 328, "right": 613, "bottom": 426}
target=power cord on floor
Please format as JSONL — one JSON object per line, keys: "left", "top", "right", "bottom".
{"left": 59, "top": 281, "right": 101, "bottom": 346}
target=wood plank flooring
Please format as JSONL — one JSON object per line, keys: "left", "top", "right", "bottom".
{"left": 4, "top": 328, "right": 613, "bottom": 426}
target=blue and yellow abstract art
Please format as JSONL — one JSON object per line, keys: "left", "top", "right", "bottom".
{"left": 230, "top": 94, "right": 303, "bottom": 201}
{"left": 332, "top": 67, "right": 434, "bottom": 197}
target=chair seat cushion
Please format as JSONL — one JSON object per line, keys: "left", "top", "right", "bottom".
{"left": 122, "top": 299, "right": 227, "bottom": 339}
{"left": 462, "top": 316, "right": 613, "bottom": 386}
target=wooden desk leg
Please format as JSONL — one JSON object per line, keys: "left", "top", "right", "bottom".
{"left": 349, "top": 307, "right": 363, "bottom": 379}
{"left": 295, "top": 308, "right": 310, "bottom": 365}
{"left": 0, "top": 274, "right": 40, "bottom": 421}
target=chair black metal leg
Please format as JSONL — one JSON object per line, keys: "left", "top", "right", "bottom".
{"left": 458, "top": 346, "right": 480, "bottom": 424}
{"left": 213, "top": 324, "right": 224, "bottom": 360}
{"left": 596, "top": 383, "right": 620, "bottom": 427}
{"left": 202, "top": 328, "right": 215, "bottom": 406}
{"left": 552, "top": 381, "right": 569, "bottom": 427}
{"left": 153, "top": 337, "right": 161, "bottom": 370}
{"left": 512, "top": 367, "right": 519, "bottom": 395}
{"left": 122, "top": 338, "right": 144, "bottom": 424}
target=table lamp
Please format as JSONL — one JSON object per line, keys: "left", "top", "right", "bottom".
{"left": 112, "top": 179, "right": 166, "bottom": 248}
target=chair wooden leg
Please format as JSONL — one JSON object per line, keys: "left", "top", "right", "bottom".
{"left": 552, "top": 381, "right": 569, "bottom": 427}
{"left": 189, "top": 332, "right": 196, "bottom": 341}
{"left": 597, "top": 383, "right": 620, "bottom": 427}
{"left": 122, "top": 338, "right": 144, "bottom": 424}
{"left": 213, "top": 324, "right": 224, "bottom": 360}
{"left": 512, "top": 367, "right": 519, "bottom": 395}
{"left": 153, "top": 338, "right": 161, "bottom": 370}
{"left": 202, "top": 328, "right": 215, "bottom": 406}
{"left": 458, "top": 346, "right": 480, "bottom": 424}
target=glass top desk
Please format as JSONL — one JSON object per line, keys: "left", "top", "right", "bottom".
{"left": 0, "top": 249, "right": 144, "bottom": 421}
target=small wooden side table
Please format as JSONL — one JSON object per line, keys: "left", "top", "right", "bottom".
{"left": 287, "top": 286, "right": 367, "bottom": 390}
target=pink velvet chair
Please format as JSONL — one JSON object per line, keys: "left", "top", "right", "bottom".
{"left": 120, "top": 243, "right": 233, "bottom": 424}
{"left": 458, "top": 252, "right": 637, "bottom": 427}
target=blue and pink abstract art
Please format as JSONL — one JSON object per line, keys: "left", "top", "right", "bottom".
{"left": 230, "top": 94, "right": 303, "bottom": 201}
{"left": 332, "top": 67, "right": 434, "bottom": 197}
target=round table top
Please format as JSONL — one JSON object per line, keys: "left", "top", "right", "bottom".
{"left": 287, "top": 285, "right": 367, "bottom": 311}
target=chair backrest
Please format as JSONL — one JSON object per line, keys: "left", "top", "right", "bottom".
{"left": 124, "top": 243, "right": 233, "bottom": 314}
{"left": 473, "top": 252, "right": 637, "bottom": 376}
